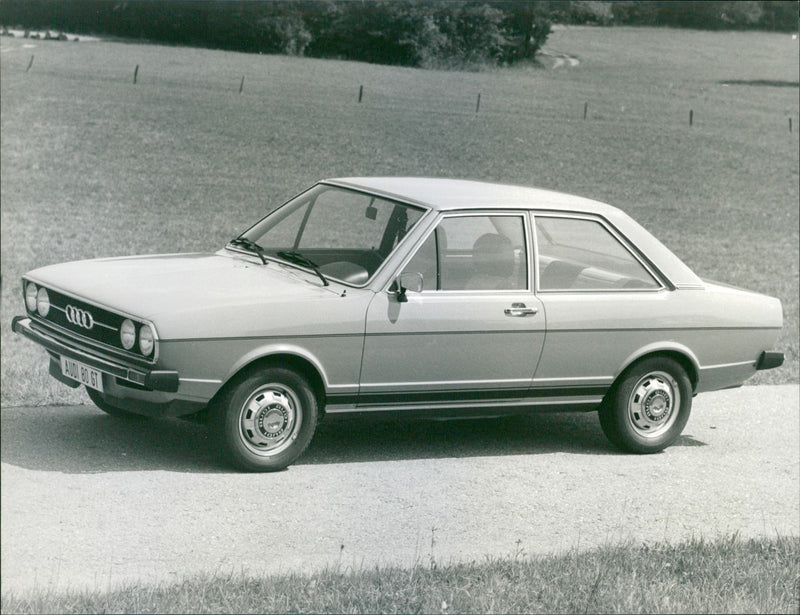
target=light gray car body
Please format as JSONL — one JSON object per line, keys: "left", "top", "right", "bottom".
{"left": 14, "top": 178, "right": 784, "bottom": 466}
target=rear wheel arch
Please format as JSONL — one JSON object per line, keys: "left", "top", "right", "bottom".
{"left": 659, "top": 351, "right": 698, "bottom": 392}
{"left": 614, "top": 348, "right": 698, "bottom": 394}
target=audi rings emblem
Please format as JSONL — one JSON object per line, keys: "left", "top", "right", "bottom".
{"left": 65, "top": 305, "right": 95, "bottom": 330}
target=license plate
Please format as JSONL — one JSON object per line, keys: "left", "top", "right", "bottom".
{"left": 60, "top": 356, "right": 104, "bottom": 392}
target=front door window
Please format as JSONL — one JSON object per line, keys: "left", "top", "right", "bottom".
{"left": 403, "top": 214, "right": 528, "bottom": 291}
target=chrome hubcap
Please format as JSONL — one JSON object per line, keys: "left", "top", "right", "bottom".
{"left": 239, "top": 385, "right": 301, "bottom": 456}
{"left": 628, "top": 371, "right": 680, "bottom": 438}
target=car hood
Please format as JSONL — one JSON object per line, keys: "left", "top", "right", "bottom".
{"left": 25, "top": 252, "right": 358, "bottom": 339}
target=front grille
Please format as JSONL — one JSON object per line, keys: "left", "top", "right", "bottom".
{"left": 24, "top": 281, "right": 156, "bottom": 364}
{"left": 44, "top": 289, "right": 124, "bottom": 348}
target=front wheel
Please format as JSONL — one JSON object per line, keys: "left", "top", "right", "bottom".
{"left": 212, "top": 367, "right": 318, "bottom": 472}
{"left": 599, "top": 357, "right": 692, "bottom": 454}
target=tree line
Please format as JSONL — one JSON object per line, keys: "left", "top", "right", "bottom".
{"left": 552, "top": 1, "right": 798, "bottom": 31}
{"left": 0, "top": 0, "right": 553, "bottom": 69}
{"left": 1, "top": 1, "right": 797, "bottom": 69}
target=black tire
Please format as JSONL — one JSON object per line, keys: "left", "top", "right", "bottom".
{"left": 86, "top": 386, "right": 146, "bottom": 420}
{"left": 599, "top": 356, "right": 692, "bottom": 454}
{"left": 211, "top": 367, "right": 318, "bottom": 472}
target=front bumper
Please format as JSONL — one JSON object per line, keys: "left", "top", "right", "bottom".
{"left": 12, "top": 315, "right": 179, "bottom": 393}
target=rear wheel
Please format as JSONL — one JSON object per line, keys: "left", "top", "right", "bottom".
{"left": 86, "top": 386, "right": 146, "bottom": 419}
{"left": 599, "top": 356, "right": 692, "bottom": 453}
{"left": 212, "top": 367, "right": 318, "bottom": 472}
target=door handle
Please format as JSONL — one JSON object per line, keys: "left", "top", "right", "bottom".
{"left": 504, "top": 302, "right": 538, "bottom": 317}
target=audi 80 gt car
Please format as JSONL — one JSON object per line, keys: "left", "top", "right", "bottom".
{"left": 13, "top": 178, "right": 784, "bottom": 471}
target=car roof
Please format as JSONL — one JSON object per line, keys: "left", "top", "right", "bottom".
{"left": 324, "top": 177, "right": 622, "bottom": 216}
{"left": 324, "top": 177, "right": 703, "bottom": 288}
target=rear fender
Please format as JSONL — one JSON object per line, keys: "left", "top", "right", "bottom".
{"left": 616, "top": 342, "right": 700, "bottom": 391}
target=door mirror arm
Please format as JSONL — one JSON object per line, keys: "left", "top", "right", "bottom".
{"left": 389, "top": 279, "right": 407, "bottom": 303}
{"left": 389, "top": 272, "right": 423, "bottom": 303}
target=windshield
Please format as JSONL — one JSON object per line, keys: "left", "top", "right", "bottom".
{"left": 230, "top": 184, "right": 427, "bottom": 286}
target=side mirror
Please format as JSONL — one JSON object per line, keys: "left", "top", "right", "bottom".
{"left": 389, "top": 272, "right": 423, "bottom": 303}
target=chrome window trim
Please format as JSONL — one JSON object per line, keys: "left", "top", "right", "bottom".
{"left": 386, "top": 210, "right": 532, "bottom": 294}
{"left": 530, "top": 212, "right": 668, "bottom": 294}
{"left": 22, "top": 278, "right": 161, "bottom": 364}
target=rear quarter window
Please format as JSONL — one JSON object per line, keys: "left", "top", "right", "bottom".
{"left": 535, "top": 216, "right": 660, "bottom": 291}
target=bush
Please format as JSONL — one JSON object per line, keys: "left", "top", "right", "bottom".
{"left": 0, "top": 0, "right": 553, "bottom": 69}
{"left": 258, "top": 14, "right": 312, "bottom": 56}
{"left": 303, "top": 1, "right": 552, "bottom": 69}
{"left": 426, "top": 3, "right": 508, "bottom": 67}
{"left": 553, "top": 0, "right": 616, "bottom": 25}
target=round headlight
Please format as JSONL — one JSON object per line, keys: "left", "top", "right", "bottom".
{"left": 36, "top": 287, "right": 50, "bottom": 317}
{"left": 120, "top": 319, "right": 136, "bottom": 350}
{"left": 25, "top": 282, "right": 38, "bottom": 312}
{"left": 139, "top": 324, "right": 154, "bottom": 356}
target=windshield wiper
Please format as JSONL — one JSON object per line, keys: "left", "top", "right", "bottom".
{"left": 276, "top": 250, "right": 329, "bottom": 286}
{"left": 229, "top": 236, "right": 267, "bottom": 265}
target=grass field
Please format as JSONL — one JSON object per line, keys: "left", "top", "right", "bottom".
{"left": 1, "top": 26, "right": 798, "bottom": 407}
{"left": 2, "top": 534, "right": 798, "bottom": 614}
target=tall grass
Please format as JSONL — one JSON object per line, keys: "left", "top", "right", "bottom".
{"left": 2, "top": 534, "right": 797, "bottom": 614}
{"left": 1, "top": 27, "right": 798, "bottom": 407}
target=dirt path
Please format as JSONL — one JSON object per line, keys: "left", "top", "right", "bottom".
{"left": 2, "top": 385, "right": 798, "bottom": 594}
{"left": 540, "top": 49, "right": 581, "bottom": 68}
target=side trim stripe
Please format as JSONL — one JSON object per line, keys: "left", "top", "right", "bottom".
{"left": 327, "top": 384, "right": 609, "bottom": 407}
{"left": 699, "top": 360, "right": 756, "bottom": 371}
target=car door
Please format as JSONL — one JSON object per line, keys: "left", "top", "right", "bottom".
{"left": 359, "top": 212, "right": 545, "bottom": 409}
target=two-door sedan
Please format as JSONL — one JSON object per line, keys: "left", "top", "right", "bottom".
{"left": 13, "top": 178, "right": 784, "bottom": 471}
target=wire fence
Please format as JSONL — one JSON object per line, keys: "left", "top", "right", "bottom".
{"left": 4, "top": 33, "right": 798, "bottom": 140}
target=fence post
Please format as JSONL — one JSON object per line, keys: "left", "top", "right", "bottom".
{"left": 358, "top": 85, "right": 363, "bottom": 103}
{"left": 476, "top": 92, "right": 481, "bottom": 113}
{"left": 790, "top": 118, "right": 793, "bottom": 134}
{"left": 133, "top": 65, "right": 139, "bottom": 84}
{"left": 583, "top": 101, "right": 588, "bottom": 120}
{"left": 239, "top": 76, "right": 245, "bottom": 94}
{"left": 689, "top": 109, "right": 693, "bottom": 126}
{"left": 25, "top": 55, "right": 34, "bottom": 72}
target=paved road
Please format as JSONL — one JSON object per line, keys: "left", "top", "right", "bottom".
{"left": 2, "top": 385, "right": 798, "bottom": 594}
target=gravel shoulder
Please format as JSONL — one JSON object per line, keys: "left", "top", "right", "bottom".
{"left": 1, "top": 384, "right": 798, "bottom": 594}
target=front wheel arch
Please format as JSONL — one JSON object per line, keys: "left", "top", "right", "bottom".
{"left": 211, "top": 353, "right": 327, "bottom": 421}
